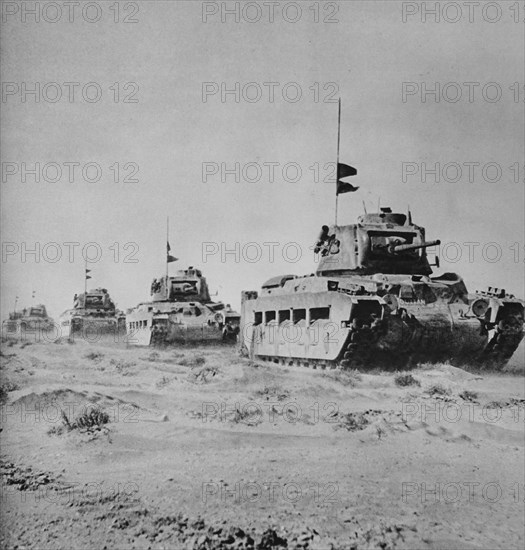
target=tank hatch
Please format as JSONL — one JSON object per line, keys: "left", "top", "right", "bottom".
{"left": 262, "top": 275, "right": 297, "bottom": 289}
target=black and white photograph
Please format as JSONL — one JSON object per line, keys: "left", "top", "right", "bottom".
{"left": 1, "top": 1, "right": 524, "bottom": 548}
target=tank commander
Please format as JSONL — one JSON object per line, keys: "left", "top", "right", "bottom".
{"left": 314, "top": 225, "right": 340, "bottom": 257}
{"left": 314, "top": 225, "right": 330, "bottom": 254}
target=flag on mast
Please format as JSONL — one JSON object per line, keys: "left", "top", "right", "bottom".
{"left": 167, "top": 241, "right": 178, "bottom": 263}
{"left": 336, "top": 162, "right": 359, "bottom": 195}
{"left": 85, "top": 268, "right": 92, "bottom": 280}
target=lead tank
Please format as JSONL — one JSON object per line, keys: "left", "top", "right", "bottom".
{"left": 126, "top": 266, "right": 240, "bottom": 346}
{"left": 59, "top": 288, "right": 126, "bottom": 338}
{"left": 240, "top": 208, "right": 524, "bottom": 370}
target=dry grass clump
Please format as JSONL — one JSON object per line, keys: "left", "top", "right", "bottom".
{"left": 394, "top": 373, "right": 420, "bottom": 387}
{"left": 110, "top": 358, "right": 137, "bottom": 374}
{"left": 334, "top": 411, "right": 370, "bottom": 432}
{"left": 231, "top": 405, "right": 262, "bottom": 426}
{"left": 85, "top": 351, "right": 104, "bottom": 362}
{"left": 253, "top": 384, "right": 290, "bottom": 401}
{"left": 0, "top": 380, "right": 19, "bottom": 403}
{"left": 179, "top": 355, "right": 206, "bottom": 368}
{"left": 49, "top": 407, "right": 110, "bottom": 435}
{"left": 425, "top": 383, "right": 451, "bottom": 397}
{"left": 322, "top": 369, "right": 362, "bottom": 387}
{"left": 459, "top": 390, "right": 478, "bottom": 402}
{"left": 187, "top": 365, "right": 218, "bottom": 384}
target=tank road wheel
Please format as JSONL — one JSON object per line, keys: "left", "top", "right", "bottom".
{"left": 482, "top": 313, "right": 525, "bottom": 368}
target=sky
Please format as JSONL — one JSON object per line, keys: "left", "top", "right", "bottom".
{"left": 1, "top": 0, "right": 524, "bottom": 320}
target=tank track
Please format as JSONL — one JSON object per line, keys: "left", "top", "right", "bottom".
{"left": 481, "top": 313, "right": 524, "bottom": 368}
{"left": 244, "top": 312, "right": 523, "bottom": 371}
{"left": 339, "top": 317, "right": 386, "bottom": 370}
{"left": 150, "top": 322, "right": 240, "bottom": 347}
{"left": 247, "top": 317, "right": 387, "bottom": 371}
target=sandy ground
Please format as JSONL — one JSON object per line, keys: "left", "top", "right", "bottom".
{"left": 0, "top": 335, "right": 523, "bottom": 550}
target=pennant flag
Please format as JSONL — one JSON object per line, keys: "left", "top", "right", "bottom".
{"left": 337, "top": 180, "right": 359, "bottom": 195}
{"left": 336, "top": 162, "right": 359, "bottom": 195}
{"left": 167, "top": 241, "right": 178, "bottom": 263}
{"left": 337, "top": 163, "right": 357, "bottom": 179}
{"left": 86, "top": 275, "right": 92, "bottom": 280}
{"left": 85, "top": 268, "right": 92, "bottom": 280}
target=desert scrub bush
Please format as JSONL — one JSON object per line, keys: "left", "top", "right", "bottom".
{"left": 322, "top": 369, "right": 362, "bottom": 387}
{"left": 335, "top": 412, "right": 370, "bottom": 432}
{"left": 72, "top": 408, "right": 110, "bottom": 429}
{"left": 459, "top": 390, "right": 478, "bottom": 402}
{"left": 85, "top": 352, "right": 104, "bottom": 362}
{"left": 110, "top": 358, "right": 137, "bottom": 374}
{"left": 231, "top": 405, "right": 262, "bottom": 426}
{"left": 188, "top": 365, "right": 218, "bottom": 383}
{"left": 483, "top": 399, "right": 523, "bottom": 409}
{"left": 49, "top": 408, "right": 110, "bottom": 435}
{"left": 179, "top": 355, "right": 206, "bottom": 368}
{"left": 254, "top": 385, "right": 290, "bottom": 401}
{"left": 394, "top": 373, "right": 420, "bottom": 387}
{"left": 425, "top": 383, "right": 451, "bottom": 397}
{"left": 0, "top": 380, "right": 19, "bottom": 403}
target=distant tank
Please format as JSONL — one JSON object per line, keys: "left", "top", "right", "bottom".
{"left": 126, "top": 266, "right": 240, "bottom": 346}
{"left": 5, "top": 304, "right": 54, "bottom": 334}
{"left": 240, "top": 208, "right": 524, "bottom": 370}
{"left": 59, "top": 288, "right": 126, "bottom": 338}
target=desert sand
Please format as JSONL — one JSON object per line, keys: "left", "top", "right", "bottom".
{"left": 1, "top": 335, "right": 523, "bottom": 549}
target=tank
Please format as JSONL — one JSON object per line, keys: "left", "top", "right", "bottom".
{"left": 240, "top": 208, "right": 524, "bottom": 370}
{"left": 59, "top": 288, "right": 126, "bottom": 338}
{"left": 126, "top": 266, "right": 240, "bottom": 346}
{"left": 4, "top": 304, "right": 54, "bottom": 334}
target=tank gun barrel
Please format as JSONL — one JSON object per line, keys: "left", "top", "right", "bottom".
{"left": 393, "top": 239, "right": 441, "bottom": 253}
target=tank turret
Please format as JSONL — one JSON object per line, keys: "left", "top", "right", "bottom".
{"left": 59, "top": 287, "right": 125, "bottom": 337}
{"left": 73, "top": 288, "right": 116, "bottom": 311}
{"left": 315, "top": 208, "right": 440, "bottom": 277}
{"left": 149, "top": 267, "right": 211, "bottom": 303}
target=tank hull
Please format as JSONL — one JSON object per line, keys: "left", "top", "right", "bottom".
{"left": 3, "top": 317, "right": 55, "bottom": 339}
{"left": 240, "top": 274, "right": 524, "bottom": 370}
{"left": 4, "top": 318, "right": 54, "bottom": 332}
{"left": 59, "top": 310, "right": 126, "bottom": 339}
{"left": 126, "top": 301, "right": 240, "bottom": 347}
{"left": 3, "top": 304, "right": 55, "bottom": 338}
